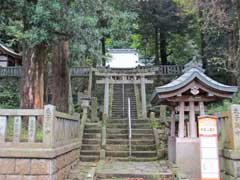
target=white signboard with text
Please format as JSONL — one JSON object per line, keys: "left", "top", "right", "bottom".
{"left": 198, "top": 116, "right": 220, "bottom": 180}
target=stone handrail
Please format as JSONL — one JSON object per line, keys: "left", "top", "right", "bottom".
{"left": 0, "top": 65, "right": 228, "bottom": 78}
{"left": 0, "top": 66, "right": 22, "bottom": 77}
{"left": 94, "top": 65, "right": 184, "bottom": 76}
{"left": 0, "top": 65, "right": 184, "bottom": 77}
{"left": 217, "top": 111, "right": 230, "bottom": 150}
{"left": 0, "top": 105, "right": 80, "bottom": 153}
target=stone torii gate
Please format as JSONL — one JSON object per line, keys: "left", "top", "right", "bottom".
{"left": 96, "top": 68, "right": 154, "bottom": 119}
{"left": 151, "top": 61, "right": 238, "bottom": 179}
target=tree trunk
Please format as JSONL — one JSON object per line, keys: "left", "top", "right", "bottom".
{"left": 51, "top": 40, "right": 70, "bottom": 113}
{"left": 198, "top": 0, "right": 207, "bottom": 69}
{"left": 101, "top": 37, "right": 106, "bottom": 66}
{"left": 43, "top": 56, "right": 49, "bottom": 104}
{"left": 227, "top": 30, "right": 238, "bottom": 85}
{"left": 160, "top": 31, "right": 167, "bottom": 65}
{"left": 20, "top": 43, "right": 47, "bottom": 109}
{"left": 154, "top": 27, "right": 159, "bottom": 65}
{"left": 226, "top": 0, "right": 238, "bottom": 85}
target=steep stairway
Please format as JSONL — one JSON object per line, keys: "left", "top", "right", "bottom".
{"left": 112, "top": 84, "right": 137, "bottom": 119}
{"left": 107, "top": 84, "right": 158, "bottom": 161}
{"left": 80, "top": 123, "right": 101, "bottom": 162}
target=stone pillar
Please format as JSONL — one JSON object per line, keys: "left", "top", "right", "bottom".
{"left": 160, "top": 105, "right": 166, "bottom": 121}
{"left": 199, "top": 101, "right": 205, "bottom": 116}
{"left": 140, "top": 76, "right": 147, "bottom": 119}
{"left": 104, "top": 77, "right": 110, "bottom": 117}
{"left": 171, "top": 109, "right": 176, "bottom": 137}
{"left": 88, "top": 68, "right": 93, "bottom": 97}
{"left": 178, "top": 102, "right": 185, "bottom": 138}
{"left": 91, "top": 97, "right": 98, "bottom": 122}
{"left": 189, "top": 101, "right": 197, "bottom": 138}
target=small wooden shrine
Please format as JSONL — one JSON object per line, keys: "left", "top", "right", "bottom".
{"left": 0, "top": 42, "right": 21, "bottom": 67}
{"left": 151, "top": 60, "right": 238, "bottom": 179}
{"left": 151, "top": 61, "right": 238, "bottom": 138}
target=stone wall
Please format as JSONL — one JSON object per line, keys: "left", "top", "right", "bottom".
{"left": 0, "top": 105, "right": 82, "bottom": 180}
{"left": 0, "top": 149, "right": 79, "bottom": 180}
{"left": 219, "top": 149, "right": 240, "bottom": 180}
{"left": 218, "top": 105, "right": 240, "bottom": 179}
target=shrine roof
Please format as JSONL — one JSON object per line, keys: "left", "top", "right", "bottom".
{"left": 0, "top": 42, "right": 21, "bottom": 59}
{"left": 151, "top": 61, "right": 238, "bottom": 104}
{"left": 154, "top": 67, "right": 238, "bottom": 94}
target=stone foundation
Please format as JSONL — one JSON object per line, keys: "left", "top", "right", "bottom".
{"left": 219, "top": 149, "right": 240, "bottom": 180}
{"left": 175, "top": 138, "right": 200, "bottom": 180}
{"left": 0, "top": 149, "right": 79, "bottom": 180}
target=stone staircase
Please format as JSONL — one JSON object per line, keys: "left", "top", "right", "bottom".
{"left": 112, "top": 84, "right": 137, "bottom": 119}
{"left": 106, "top": 83, "right": 158, "bottom": 161}
{"left": 80, "top": 123, "right": 101, "bottom": 162}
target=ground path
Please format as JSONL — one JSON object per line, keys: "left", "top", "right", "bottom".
{"left": 68, "top": 160, "right": 173, "bottom": 180}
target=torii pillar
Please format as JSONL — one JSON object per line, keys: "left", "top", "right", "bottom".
{"left": 140, "top": 76, "right": 147, "bottom": 119}
{"left": 103, "top": 76, "right": 110, "bottom": 116}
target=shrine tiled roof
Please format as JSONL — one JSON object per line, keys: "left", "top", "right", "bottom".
{"left": 154, "top": 67, "right": 238, "bottom": 94}
{"left": 0, "top": 42, "right": 21, "bottom": 58}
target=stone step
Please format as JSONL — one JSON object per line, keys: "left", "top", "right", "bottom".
{"left": 106, "top": 150, "right": 157, "bottom": 158}
{"left": 107, "top": 134, "right": 154, "bottom": 139}
{"left": 108, "top": 120, "right": 149, "bottom": 123}
{"left": 107, "top": 128, "right": 153, "bottom": 135}
{"left": 81, "top": 144, "right": 100, "bottom": 151}
{"left": 82, "top": 138, "right": 101, "bottom": 144}
{"left": 131, "top": 151, "right": 157, "bottom": 157}
{"left": 107, "top": 139, "right": 155, "bottom": 145}
{"left": 80, "top": 155, "right": 99, "bottom": 162}
{"left": 107, "top": 123, "right": 151, "bottom": 129}
{"left": 83, "top": 133, "right": 101, "bottom": 139}
{"left": 85, "top": 124, "right": 100, "bottom": 129}
{"left": 105, "top": 156, "right": 160, "bottom": 162}
{"left": 106, "top": 150, "right": 129, "bottom": 157}
{"left": 106, "top": 144, "right": 156, "bottom": 151}
{"left": 80, "top": 150, "right": 100, "bottom": 156}
{"left": 84, "top": 128, "right": 101, "bottom": 133}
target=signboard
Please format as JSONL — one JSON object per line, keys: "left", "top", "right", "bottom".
{"left": 198, "top": 115, "right": 220, "bottom": 180}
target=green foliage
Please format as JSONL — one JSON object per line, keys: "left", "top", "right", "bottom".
{"left": 0, "top": 80, "right": 19, "bottom": 108}
{"left": 207, "top": 91, "right": 240, "bottom": 114}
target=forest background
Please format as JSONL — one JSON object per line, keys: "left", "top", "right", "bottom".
{"left": 0, "top": 0, "right": 240, "bottom": 112}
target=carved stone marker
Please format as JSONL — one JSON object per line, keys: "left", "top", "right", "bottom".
{"left": 43, "top": 105, "right": 56, "bottom": 146}
{"left": 230, "top": 104, "right": 240, "bottom": 150}
{"left": 28, "top": 116, "right": 36, "bottom": 142}
{"left": 14, "top": 116, "right": 22, "bottom": 142}
{"left": 91, "top": 97, "right": 98, "bottom": 122}
{"left": 0, "top": 116, "right": 7, "bottom": 142}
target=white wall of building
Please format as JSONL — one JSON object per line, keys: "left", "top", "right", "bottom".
{"left": 107, "top": 49, "right": 141, "bottom": 68}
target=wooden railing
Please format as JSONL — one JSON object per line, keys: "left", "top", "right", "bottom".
{"left": 0, "top": 105, "right": 80, "bottom": 150}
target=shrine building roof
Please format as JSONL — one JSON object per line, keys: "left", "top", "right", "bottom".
{"left": 151, "top": 61, "right": 238, "bottom": 105}
{"left": 0, "top": 42, "right": 21, "bottom": 59}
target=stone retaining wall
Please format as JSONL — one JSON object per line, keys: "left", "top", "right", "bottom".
{"left": 219, "top": 149, "right": 240, "bottom": 180}
{"left": 0, "top": 148, "right": 79, "bottom": 180}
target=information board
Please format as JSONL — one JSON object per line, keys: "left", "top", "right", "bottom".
{"left": 198, "top": 115, "right": 220, "bottom": 180}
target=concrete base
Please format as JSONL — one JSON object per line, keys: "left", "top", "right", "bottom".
{"left": 219, "top": 149, "right": 240, "bottom": 179}
{"left": 176, "top": 138, "right": 201, "bottom": 180}
{"left": 168, "top": 136, "right": 176, "bottom": 163}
